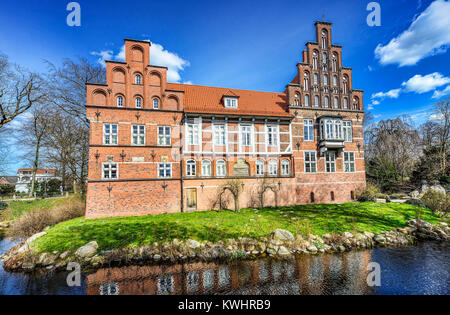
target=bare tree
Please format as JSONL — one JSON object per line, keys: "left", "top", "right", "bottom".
{"left": 0, "top": 53, "right": 45, "bottom": 129}
{"left": 433, "top": 98, "right": 450, "bottom": 174}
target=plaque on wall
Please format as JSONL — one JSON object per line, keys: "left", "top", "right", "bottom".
{"left": 132, "top": 157, "right": 145, "bottom": 162}
{"left": 234, "top": 160, "right": 249, "bottom": 177}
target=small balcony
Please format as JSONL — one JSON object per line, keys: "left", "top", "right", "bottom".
{"left": 318, "top": 115, "right": 345, "bottom": 155}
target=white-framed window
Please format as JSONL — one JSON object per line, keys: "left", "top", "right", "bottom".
{"left": 269, "top": 160, "right": 277, "bottom": 176}
{"left": 117, "top": 96, "right": 124, "bottom": 107}
{"left": 322, "top": 119, "right": 342, "bottom": 140}
{"left": 186, "top": 160, "right": 196, "bottom": 176}
{"left": 214, "top": 124, "right": 226, "bottom": 145}
{"left": 312, "top": 51, "right": 318, "bottom": 70}
{"left": 325, "top": 152, "right": 336, "bottom": 173}
{"left": 135, "top": 74, "right": 142, "bottom": 85}
{"left": 103, "top": 124, "right": 118, "bottom": 145}
{"left": 333, "top": 75, "right": 338, "bottom": 87}
{"left": 313, "top": 73, "right": 318, "bottom": 85}
{"left": 158, "top": 126, "right": 171, "bottom": 146}
{"left": 202, "top": 159, "right": 211, "bottom": 177}
{"left": 344, "top": 152, "right": 356, "bottom": 173}
{"left": 304, "top": 152, "right": 317, "bottom": 173}
{"left": 241, "top": 124, "right": 252, "bottom": 146}
{"left": 157, "top": 275, "right": 174, "bottom": 295}
{"left": 324, "top": 96, "right": 329, "bottom": 108}
{"left": 267, "top": 124, "right": 278, "bottom": 146}
{"left": 294, "top": 93, "right": 299, "bottom": 106}
{"left": 187, "top": 123, "right": 199, "bottom": 145}
{"left": 314, "top": 95, "right": 319, "bottom": 107}
{"left": 153, "top": 98, "right": 160, "bottom": 109}
{"left": 256, "top": 160, "right": 264, "bottom": 176}
{"left": 332, "top": 54, "right": 338, "bottom": 72}
{"left": 304, "top": 95, "right": 309, "bottom": 106}
{"left": 216, "top": 160, "right": 226, "bottom": 177}
{"left": 135, "top": 97, "right": 142, "bottom": 108}
{"left": 323, "top": 74, "right": 328, "bottom": 86}
{"left": 343, "top": 76, "right": 349, "bottom": 94}
{"left": 304, "top": 119, "right": 314, "bottom": 141}
{"left": 132, "top": 125, "right": 145, "bottom": 145}
{"left": 158, "top": 163, "right": 172, "bottom": 178}
{"left": 100, "top": 283, "right": 119, "bottom": 295}
{"left": 281, "top": 160, "right": 290, "bottom": 176}
{"left": 322, "top": 52, "right": 327, "bottom": 63}
{"left": 102, "top": 163, "right": 118, "bottom": 179}
{"left": 343, "top": 97, "right": 348, "bottom": 109}
{"left": 224, "top": 97, "right": 238, "bottom": 108}
{"left": 343, "top": 121, "right": 352, "bottom": 142}
{"left": 303, "top": 72, "right": 309, "bottom": 91}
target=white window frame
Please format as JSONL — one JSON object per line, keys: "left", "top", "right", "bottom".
{"left": 304, "top": 119, "right": 314, "bottom": 142}
{"left": 344, "top": 152, "right": 356, "bottom": 173}
{"left": 268, "top": 160, "right": 277, "bottom": 176}
{"left": 314, "top": 95, "right": 319, "bottom": 107}
{"left": 158, "top": 126, "right": 171, "bottom": 146}
{"left": 216, "top": 160, "right": 226, "bottom": 177}
{"left": 135, "top": 97, "right": 142, "bottom": 108}
{"left": 158, "top": 163, "right": 172, "bottom": 178}
{"left": 131, "top": 124, "right": 145, "bottom": 146}
{"left": 135, "top": 74, "right": 142, "bottom": 85}
{"left": 202, "top": 159, "right": 211, "bottom": 177}
{"left": 325, "top": 152, "right": 336, "bottom": 173}
{"left": 304, "top": 151, "right": 317, "bottom": 173}
{"left": 214, "top": 124, "right": 226, "bottom": 146}
{"left": 281, "top": 159, "right": 290, "bottom": 176}
{"left": 103, "top": 124, "right": 118, "bottom": 145}
{"left": 117, "top": 96, "right": 124, "bottom": 107}
{"left": 186, "top": 160, "right": 196, "bottom": 177}
{"left": 224, "top": 97, "right": 238, "bottom": 109}
{"left": 153, "top": 98, "right": 160, "bottom": 109}
{"left": 343, "top": 121, "right": 352, "bottom": 142}
{"left": 266, "top": 124, "right": 278, "bottom": 147}
{"left": 187, "top": 123, "right": 199, "bottom": 145}
{"left": 256, "top": 160, "right": 264, "bottom": 176}
{"left": 304, "top": 95, "right": 309, "bottom": 106}
{"left": 102, "top": 163, "right": 118, "bottom": 179}
{"left": 240, "top": 124, "right": 252, "bottom": 147}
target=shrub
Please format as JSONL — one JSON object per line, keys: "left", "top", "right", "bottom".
{"left": 0, "top": 184, "right": 15, "bottom": 197}
{"left": 0, "top": 201, "right": 8, "bottom": 211}
{"left": 357, "top": 185, "right": 381, "bottom": 202}
{"left": 421, "top": 191, "right": 450, "bottom": 214}
{"left": 6, "top": 198, "right": 85, "bottom": 239}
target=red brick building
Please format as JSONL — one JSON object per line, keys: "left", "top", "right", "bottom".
{"left": 85, "top": 21, "right": 366, "bottom": 219}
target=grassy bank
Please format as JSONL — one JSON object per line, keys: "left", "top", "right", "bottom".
{"left": 34, "top": 202, "right": 443, "bottom": 254}
{"left": 0, "top": 196, "right": 76, "bottom": 221}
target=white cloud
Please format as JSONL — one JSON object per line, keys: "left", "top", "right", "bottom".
{"left": 432, "top": 85, "right": 450, "bottom": 98}
{"left": 402, "top": 72, "right": 450, "bottom": 93}
{"left": 91, "top": 40, "right": 190, "bottom": 83}
{"left": 375, "top": 0, "right": 450, "bottom": 67}
{"left": 371, "top": 88, "right": 402, "bottom": 100}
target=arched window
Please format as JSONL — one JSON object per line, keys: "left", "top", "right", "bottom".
{"left": 202, "top": 159, "right": 211, "bottom": 177}
{"left": 323, "top": 74, "right": 328, "bottom": 86}
{"left": 322, "top": 52, "right": 327, "bottom": 64}
{"left": 135, "top": 97, "right": 142, "bottom": 108}
{"left": 186, "top": 160, "right": 196, "bottom": 176}
{"left": 353, "top": 97, "right": 360, "bottom": 110}
{"left": 117, "top": 95, "right": 124, "bottom": 107}
{"left": 334, "top": 97, "right": 339, "bottom": 108}
{"left": 324, "top": 96, "right": 329, "bottom": 108}
{"left": 304, "top": 95, "right": 310, "bottom": 107}
{"left": 314, "top": 95, "right": 319, "bottom": 107}
{"left": 343, "top": 76, "right": 349, "bottom": 94}
{"left": 313, "top": 73, "right": 318, "bottom": 85}
{"left": 294, "top": 93, "right": 300, "bottom": 106}
{"left": 312, "top": 51, "right": 318, "bottom": 70}
{"left": 269, "top": 160, "right": 277, "bottom": 176}
{"left": 153, "top": 98, "right": 160, "bottom": 109}
{"left": 135, "top": 74, "right": 142, "bottom": 85}
{"left": 256, "top": 160, "right": 264, "bottom": 176}
{"left": 332, "top": 53, "right": 338, "bottom": 72}
{"left": 303, "top": 72, "right": 309, "bottom": 91}
{"left": 333, "top": 75, "right": 338, "bottom": 87}
{"left": 343, "top": 97, "right": 349, "bottom": 109}
{"left": 216, "top": 160, "right": 226, "bottom": 177}
{"left": 321, "top": 30, "right": 328, "bottom": 49}
{"left": 281, "top": 160, "right": 290, "bottom": 176}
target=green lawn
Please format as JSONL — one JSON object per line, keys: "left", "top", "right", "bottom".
{"left": 0, "top": 196, "right": 76, "bottom": 221}
{"left": 34, "top": 202, "right": 443, "bottom": 254}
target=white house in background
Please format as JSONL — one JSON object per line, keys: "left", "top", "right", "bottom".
{"left": 15, "top": 168, "right": 61, "bottom": 194}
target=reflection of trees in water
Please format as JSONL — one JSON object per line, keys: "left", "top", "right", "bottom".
{"left": 86, "top": 251, "right": 372, "bottom": 295}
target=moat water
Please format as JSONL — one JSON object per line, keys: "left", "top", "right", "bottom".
{"left": 0, "top": 235, "right": 448, "bottom": 295}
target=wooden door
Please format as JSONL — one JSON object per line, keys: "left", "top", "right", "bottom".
{"left": 186, "top": 188, "right": 197, "bottom": 210}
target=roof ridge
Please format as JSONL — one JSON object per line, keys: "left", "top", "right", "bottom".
{"left": 167, "top": 82, "right": 285, "bottom": 95}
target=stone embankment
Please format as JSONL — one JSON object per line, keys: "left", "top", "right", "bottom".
{"left": 1, "top": 220, "right": 448, "bottom": 273}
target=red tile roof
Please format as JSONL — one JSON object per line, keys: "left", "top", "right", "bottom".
{"left": 167, "top": 83, "right": 291, "bottom": 118}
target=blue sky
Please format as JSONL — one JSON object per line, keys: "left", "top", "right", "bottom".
{"left": 1, "top": 0, "right": 450, "bottom": 174}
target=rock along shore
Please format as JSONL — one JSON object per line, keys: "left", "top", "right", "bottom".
{"left": 1, "top": 219, "right": 448, "bottom": 273}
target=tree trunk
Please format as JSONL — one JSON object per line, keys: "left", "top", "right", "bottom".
{"left": 234, "top": 195, "right": 239, "bottom": 213}
{"left": 29, "top": 140, "right": 41, "bottom": 197}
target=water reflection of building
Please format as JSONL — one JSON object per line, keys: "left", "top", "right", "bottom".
{"left": 86, "top": 251, "right": 373, "bottom": 295}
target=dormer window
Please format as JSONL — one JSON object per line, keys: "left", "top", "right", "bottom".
{"left": 224, "top": 97, "right": 238, "bottom": 109}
